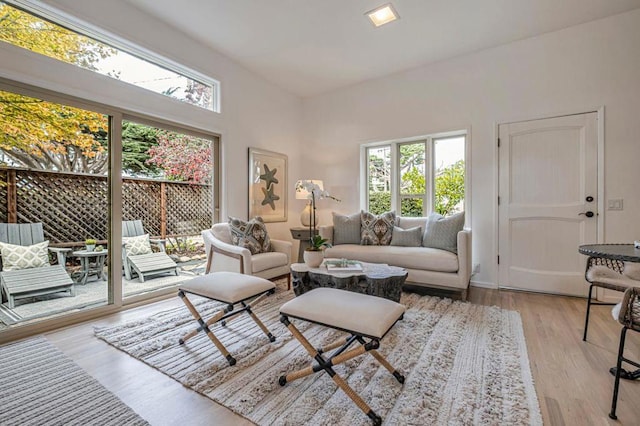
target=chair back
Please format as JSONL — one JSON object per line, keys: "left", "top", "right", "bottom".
{"left": 122, "top": 220, "right": 146, "bottom": 238}
{"left": 618, "top": 286, "right": 640, "bottom": 332}
{"left": 211, "top": 222, "right": 233, "bottom": 245}
{"left": 0, "top": 223, "right": 46, "bottom": 246}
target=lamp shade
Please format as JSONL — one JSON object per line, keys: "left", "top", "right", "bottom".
{"left": 295, "top": 179, "right": 323, "bottom": 199}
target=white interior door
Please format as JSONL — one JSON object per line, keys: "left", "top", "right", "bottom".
{"left": 498, "top": 113, "right": 598, "bottom": 296}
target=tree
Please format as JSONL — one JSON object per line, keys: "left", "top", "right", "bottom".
{"left": 0, "top": 3, "right": 114, "bottom": 173}
{"left": 121, "top": 121, "right": 162, "bottom": 177}
{"left": 434, "top": 160, "right": 465, "bottom": 216}
{"left": 147, "top": 132, "right": 212, "bottom": 183}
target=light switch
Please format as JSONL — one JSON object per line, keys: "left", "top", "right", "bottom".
{"left": 607, "top": 199, "right": 623, "bottom": 210}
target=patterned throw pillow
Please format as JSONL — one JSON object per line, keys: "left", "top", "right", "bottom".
{"left": 361, "top": 211, "right": 396, "bottom": 245}
{"left": 332, "top": 212, "right": 361, "bottom": 245}
{"left": 422, "top": 212, "right": 465, "bottom": 253}
{"left": 228, "top": 216, "right": 272, "bottom": 255}
{"left": 390, "top": 226, "right": 423, "bottom": 247}
{"left": 0, "top": 240, "right": 49, "bottom": 271}
{"left": 123, "top": 234, "right": 153, "bottom": 256}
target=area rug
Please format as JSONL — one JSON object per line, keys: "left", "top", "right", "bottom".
{"left": 0, "top": 336, "right": 148, "bottom": 425}
{"left": 95, "top": 291, "right": 542, "bottom": 425}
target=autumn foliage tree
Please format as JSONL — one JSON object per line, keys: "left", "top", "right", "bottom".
{"left": 0, "top": 3, "right": 113, "bottom": 173}
{"left": 147, "top": 132, "right": 212, "bottom": 183}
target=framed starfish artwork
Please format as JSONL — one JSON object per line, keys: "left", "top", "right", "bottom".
{"left": 248, "top": 148, "right": 288, "bottom": 222}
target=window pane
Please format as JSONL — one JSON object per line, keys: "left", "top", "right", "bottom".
{"left": 121, "top": 121, "right": 215, "bottom": 299}
{"left": 401, "top": 197, "right": 423, "bottom": 217}
{"left": 0, "top": 89, "right": 110, "bottom": 328}
{"left": 399, "top": 142, "right": 426, "bottom": 215}
{"left": 434, "top": 136, "right": 465, "bottom": 216}
{"left": 0, "top": 2, "right": 215, "bottom": 110}
{"left": 367, "top": 146, "right": 391, "bottom": 214}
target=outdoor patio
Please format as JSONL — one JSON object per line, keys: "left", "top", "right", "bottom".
{"left": 0, "top": 258, "right": 207, "bottom": 329}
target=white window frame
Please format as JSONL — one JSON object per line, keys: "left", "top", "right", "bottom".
{"left": 4, "top": 0, "right": 221, "bottom": 112}
{"left": 361, "top": 130, "right": 469, "bottom": 218}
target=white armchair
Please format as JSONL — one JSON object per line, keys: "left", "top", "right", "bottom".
{"left": 202, "top": 223, "right": 292, "bottom": 289}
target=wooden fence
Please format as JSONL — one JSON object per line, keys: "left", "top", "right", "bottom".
{"left": 0, "top": 167, "right": 213, "bottom": 246}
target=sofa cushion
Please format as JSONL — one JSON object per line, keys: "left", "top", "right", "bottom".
{"left": 390, "top": 226, "right": 422, "bottom": 247}
{"left": 332, "top": 212, "right": 361, "bottom": 245}
{"left": 361, "top": 211, "right": 395, "bottom": 245}
{"left": 422, "top": 212, "right": 464, "bottom": 253}
{"left": 396, "top": 216, "right": 427, "bottom": 230}
{"left": 325, "top": 244, "right": 459, "bottom": 273}
{"left": 228, "top": 216, "right": 272, "bottom": 255}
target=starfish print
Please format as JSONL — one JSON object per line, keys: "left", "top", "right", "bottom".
{"left": 261, "top": 185, "right": 280, "bottom": 210}
{"left": 259, "top": 164, "right": 279, "bottom": 189}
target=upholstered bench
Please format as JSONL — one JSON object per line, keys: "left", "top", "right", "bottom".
{"left": 278, "top": 288, "right": 406, "bottom": 425}
{"left": 178, "top": 271, "right": 277, "bottom": 366}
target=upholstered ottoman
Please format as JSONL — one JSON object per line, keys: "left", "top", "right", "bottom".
{"left": 278, "top": 288, "right": 406, "bottom": 425}
{"left": 178, "top": 271, "right": 276, "bottom": 366}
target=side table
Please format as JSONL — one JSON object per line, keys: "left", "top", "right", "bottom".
{"left": 290, "top": 227, "right": 319, "bottom": 263}
{"left": 72, "top": 249, "right": 107, "bottom": 285}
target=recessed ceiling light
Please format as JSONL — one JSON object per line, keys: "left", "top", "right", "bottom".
{"left": 366, "top": 3, "right": 399, "bottom": 27}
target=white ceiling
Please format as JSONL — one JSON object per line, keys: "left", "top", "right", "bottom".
{"left": 126, "top": 0, "right": 640, "bottom": 98}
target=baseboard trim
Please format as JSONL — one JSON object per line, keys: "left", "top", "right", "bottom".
{"left": 470, "top": 280, "right": 497, "bottom": 289}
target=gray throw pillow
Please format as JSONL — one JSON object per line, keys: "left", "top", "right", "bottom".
{"left": 422, "top": 212, "right": 464, "bottom": 253}
{"left": 332, "top": 212, "right": 361, "bottom": 245}
{"left": 228, "top": 216, "right": 272, "bottom": 254}
{"left": 390, "top": 226, "right": 422, "bottom": 247}
{"left": 361, "top": 210, "right": 396, "bottom": 245}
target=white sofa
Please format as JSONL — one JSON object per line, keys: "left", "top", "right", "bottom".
{"left": 202, "top": 223, "right": 292, "bottom": 288}
{"left": 319, "top": 216, "right": 472, "bottom": 299}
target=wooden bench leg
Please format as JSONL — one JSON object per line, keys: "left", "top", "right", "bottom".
{"left": 356, "top": 336, "right": 405, "bottom": 383}
{"left": 278, "top": 315, "right": 382, "bottom": 425}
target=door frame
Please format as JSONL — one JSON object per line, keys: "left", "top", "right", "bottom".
{"left": 494, "top": 106, "right": 605, "bottom": 291}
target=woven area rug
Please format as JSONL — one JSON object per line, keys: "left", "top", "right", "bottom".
{"left": 95, "top": 291, "right": 542, "bottom": 425}
{"left": 0, "top": 337, "right": 148, "bottom": 426}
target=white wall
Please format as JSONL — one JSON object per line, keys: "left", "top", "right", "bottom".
{"left": 302, "top": 10, "right": 640, "bottom": 287}
{"left": 0, "top": 0, "right": 303, "bottom": 240}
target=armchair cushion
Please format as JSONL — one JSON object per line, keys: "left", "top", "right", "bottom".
{"left": 123, "top": 234, "right": 153, "bottom": 256}
{"left": 229, "top": 216, "right": 272, "bottom": 255}
{"left": 251, "top": 252, "right": 289, "bottom": 274}
{"left": 0, "top": 240, "right": 49, "bottom": 271}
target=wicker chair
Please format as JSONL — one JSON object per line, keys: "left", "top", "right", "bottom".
{"left": 583, "top": 256, "right": 639, "bottom": 341}
{"left": 609, "top": 286, "right": 640, "bottom": 420}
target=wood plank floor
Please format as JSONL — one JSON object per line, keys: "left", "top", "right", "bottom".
{"left": 42, "top": 286, "right": 640, "bottom": 425}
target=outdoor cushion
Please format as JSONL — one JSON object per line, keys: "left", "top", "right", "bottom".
{"left": 361, "top": 210, "right": 395, "bottom": 246}
{"left": 123, "top": 233, "right": 153, "bottom": 255}
{"left": 229, "top": 216, "right": 272, "bottom": 255}
{"left": 332, "top": 212, "right": 361, "bottom": 245}
{"left": 422, "top": 212, "right": 465, "bottom": 253}
{"left": 179, "top": 271, "right": 275, "bottom": 304}
{"left": 390, "top": 226, "right": 422, "bottom": 247}
{"left": 0, "top": 240, "right": 49, "bottom": 271}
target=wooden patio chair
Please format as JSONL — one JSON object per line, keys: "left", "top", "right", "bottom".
{"left": 122, "top": 220, "right": 178, "bottom": 283}
{"left": 0, "top": 223, "right": 74, "bottom": 309}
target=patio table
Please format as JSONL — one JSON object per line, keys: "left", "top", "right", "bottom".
{"left": 72, "top": 249, "right": 107, "bottom": 285}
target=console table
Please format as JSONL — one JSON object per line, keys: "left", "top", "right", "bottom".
{"left": 291, "top": 260, "right": 407, "bottom": 302}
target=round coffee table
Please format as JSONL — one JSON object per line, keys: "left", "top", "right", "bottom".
{"left": 290, "top": 259, "right": 407, "bottom": 302}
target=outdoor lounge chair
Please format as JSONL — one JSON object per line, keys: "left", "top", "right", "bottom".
{"left": 122, "top": 220, "right": 178, "bottom": 283}
{"left": 0, "top": 223, "right": 74, "bottom": 309}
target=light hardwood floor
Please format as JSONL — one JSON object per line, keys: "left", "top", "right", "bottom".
{"left": 42, "top": 286, "right": 640, "bottom": 425}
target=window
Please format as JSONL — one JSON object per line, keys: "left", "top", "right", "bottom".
{"left": 0, "top": 1, "right": 218, "bottom": 111}
{"left": 365, "top": 133, "right": 466, "bottom": 217}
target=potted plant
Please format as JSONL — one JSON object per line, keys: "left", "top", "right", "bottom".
{"left": 85, "top": 238, "right": 97, "bottom": 251}
{"left": 303, "top": 235, "right": 331, "bottom": 268}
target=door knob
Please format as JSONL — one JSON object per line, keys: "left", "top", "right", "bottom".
{"left": 578, "top": 211, "right": 595, "bottom": 218}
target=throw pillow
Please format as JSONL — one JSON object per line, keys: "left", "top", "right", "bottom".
{"left": 390, "top": 226, "right": 423, "bottom": 247}
{"left": 0, "top": 240, "right": 49, "bottom": 271}
{"left": 422, "top": 212, "right": 465, "bottom": 253}
{"left": 228, "top": 216, "right": 272, "bottom": 255}
{"left": 332, "top": 212, "right": 361, "bottom": 245}
{"left": 361, "top": 210, "right": 396, "bottom": 245}
{"left": 123, "top": 234, "right": 153, "bottom": 256}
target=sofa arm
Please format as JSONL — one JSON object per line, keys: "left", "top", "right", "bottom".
{"left": 319, "top": 226, "right": 334, "bottom": 245}
{"left": 271, "top": 239, "right": 292, "bottom": 264}
{"left": 457, "top": 229, "right": 472, "bottom": 287}
{"left": 201, "top": 229, "right": 252, "bottom": 274}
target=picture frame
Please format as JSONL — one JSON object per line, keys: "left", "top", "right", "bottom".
{"left": 248, "top": 148, "right": 288, "bottom": 222}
